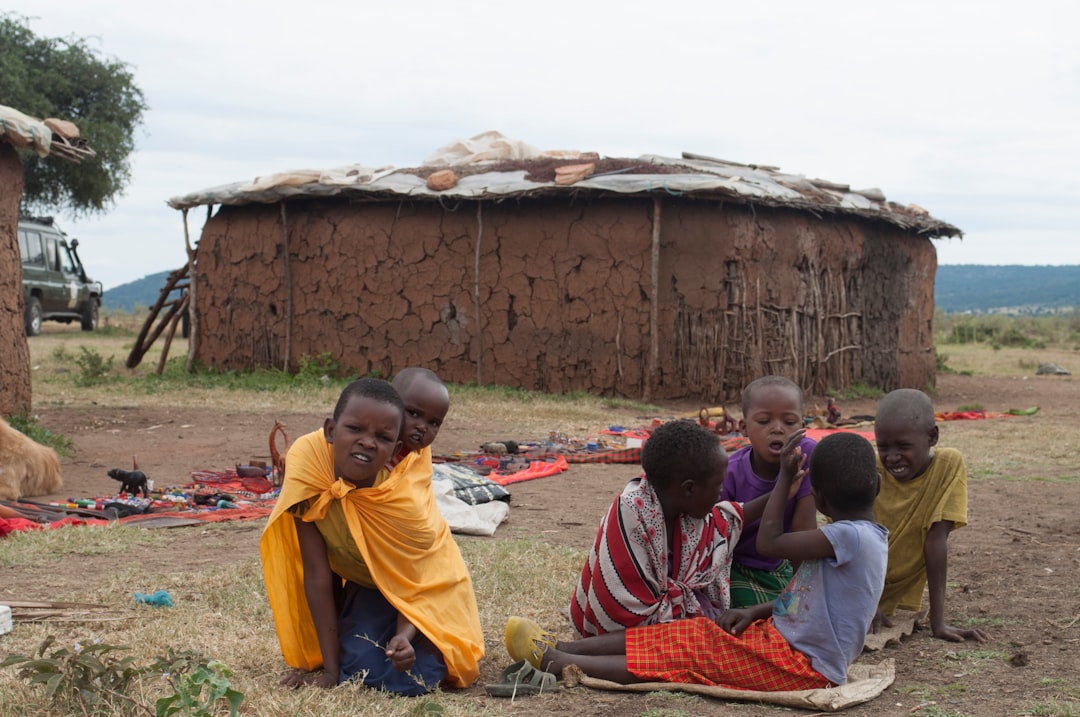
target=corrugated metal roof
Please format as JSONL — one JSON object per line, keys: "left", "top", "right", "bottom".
{"left": 167, "top": 147, "right": 960, "bottom": 238}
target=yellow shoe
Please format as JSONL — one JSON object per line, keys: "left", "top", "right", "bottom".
{"left": 504, "top": 616, "right": 557, "bottom": 669}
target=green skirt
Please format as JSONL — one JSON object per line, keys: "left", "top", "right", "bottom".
{"left": 729, "top": 560, "right": 794, "bottom": 609}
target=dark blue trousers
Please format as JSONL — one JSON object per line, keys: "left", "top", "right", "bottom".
{"left": 337, "top": 582, "right": 448, "bottom": 696}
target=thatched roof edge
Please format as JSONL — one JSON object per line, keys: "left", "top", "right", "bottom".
{"left": 167, "top": 154, "right": 962, "bottom": 238}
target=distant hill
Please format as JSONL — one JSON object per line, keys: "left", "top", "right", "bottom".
{"left": 935, "top": 265, "right": 1080, "bottom": 314}
{"left": 103, "top": 270, "right": 174, "bottom": 313}
{"left": 104, "top": 265, "right": 1080, "bottom": 315}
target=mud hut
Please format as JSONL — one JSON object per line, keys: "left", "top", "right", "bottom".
{"left": 0, "top": 105, "right": 94, "bottom": 416}
{"left": 167, "top": 132, "right": 960, "bottom": 402}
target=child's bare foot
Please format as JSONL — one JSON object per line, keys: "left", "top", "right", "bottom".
{"left": 280, "top": 669, "right": 337, "bottom": 689}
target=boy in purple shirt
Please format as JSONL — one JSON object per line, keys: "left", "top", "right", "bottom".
{"left": 722, "top": 376, "right": 817, "bottom": 607}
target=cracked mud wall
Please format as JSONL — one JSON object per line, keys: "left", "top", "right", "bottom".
{"left": 191, "top": 196, "right": 935, "bottom": 401}
{"left": 659, "top": 203, "right": 936, "bottom": 399}
{"left": 0, "top": 143, "right": 32, "bottom": 416}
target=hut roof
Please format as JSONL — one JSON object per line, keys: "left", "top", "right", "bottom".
{"left": 0, "top": 104, "right": 95, "bottom": 163}
{"left": 167, "top": 131, "right": 960, "bottom": 238}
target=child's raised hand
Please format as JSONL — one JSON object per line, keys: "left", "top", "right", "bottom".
{"left": 780, "top": 428, "right": 808, "bottom": 494}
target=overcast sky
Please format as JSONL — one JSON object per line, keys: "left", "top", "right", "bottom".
{"left": 8, "top": 0, "right": 1079, "bottom": 290}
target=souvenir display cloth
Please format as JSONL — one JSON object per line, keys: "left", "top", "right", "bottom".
{"left": 488, "top": 456, "right": 570, "bottom": 486}
{"left": 432, "top": 463, "right": 511, "bottom": 505}
{"left": 560, "top": 659, "right": 896, "bottom": 712}
{"left": 531, "top": 447, "right": 643, "bottom": 464}
{"left": 570, "top": 477, "right": 743, "bottom": 637}
{"left": 260, "top": 430, "right": 483, "bottom": 688}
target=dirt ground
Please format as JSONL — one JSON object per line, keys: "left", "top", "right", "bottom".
{"left": 7, "top": 372, "right": 1080, "bottom": 715}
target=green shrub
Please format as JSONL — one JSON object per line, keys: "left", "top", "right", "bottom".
{"left": 74, "top": 346, "right": 115, "bottom": 387}
{"left": 5, "top": 414, "right": 74, "bottom": 457}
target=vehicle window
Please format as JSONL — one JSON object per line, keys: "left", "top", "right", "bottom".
{"left": 45, "top": 237, "right": 59, "bottom": 271}
{"left": 21, "top": 231, "right": 45, "bottom": 267}
{"left": 58, "top": 243, "right": 76, "bottom": 273}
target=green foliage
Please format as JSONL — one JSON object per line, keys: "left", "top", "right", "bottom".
{"left": 935, "top": 310, "right": 1075, "bottom": 348}
{"left": 0, "top": 13, "right": 148, "bottom": 217}
{"left": 1020, "top": 699, "right": 1080, "bottom": 717}
{"left": 296, "top": 352, "right": 343, "bottom": 382}
{"left": 149, "top": 649, "right": 245, "bottom": 717}
{"left": 5, "top": 413, "right": 74, "bottom": 457}
{"left": 956, "top": 403, "right": 985, "bottom": 412}
{"left": 1, "top": 638, "right": 245, "bottom": 717}
{"left": 826, "top": 382, "right": 884, "bottom": 400}
{"left": 936, "top": 349, "right": 956, "bottom": 374}
{"left": 0, "top": 636, "right": 142, "bottom": 715}
{"left": 74, "top": 345, "right": 115, "bottom": 386}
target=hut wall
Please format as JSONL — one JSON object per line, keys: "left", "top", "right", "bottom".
{"left": 192, "top": 196, "right": 935, "bottom": 400}
{"left": 658, "top": 202, "right": 936, "bottom": 399}
{"left": 0, "top": 143, "right": 32, "bottom": 416}
{"left": 193, "top": 198, "right": 654, "bottom": 395}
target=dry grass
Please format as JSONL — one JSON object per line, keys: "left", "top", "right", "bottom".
{"left": 938, "top": 342, "right": 1078, "bottom": 378}
{"left": 0, "top": 525, "right": 587, "bottom": 716}
{"left": 27, "top": 326, "right": 663, "bottom": 434}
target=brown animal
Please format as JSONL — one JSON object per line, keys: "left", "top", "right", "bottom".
{"left": 0, "top": 417, "right": 63, "bottom": 500}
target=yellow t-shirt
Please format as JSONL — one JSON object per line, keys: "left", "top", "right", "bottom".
{"left": 873, "top": 447, "right": 968, "bottom": 613}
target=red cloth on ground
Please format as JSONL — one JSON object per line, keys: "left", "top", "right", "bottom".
{"left": 489, "top": 456, "right": 570, "bottom": 486}
{"left": 626, "top": 616, "right": 829, "bottom": 691}
{"left": 0, "top": 516, "right": 107, "bottom": 537}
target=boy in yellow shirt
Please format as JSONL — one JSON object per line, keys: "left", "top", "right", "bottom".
{"left": 872, "top": 388, "right": 987, "bottom": 643}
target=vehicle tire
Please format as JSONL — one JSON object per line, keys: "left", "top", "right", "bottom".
{"left": 25, "top": 296, "right": 43, "bottom": 336}
{"left": 81, "top": 297, "right": 99, "bottom": 331}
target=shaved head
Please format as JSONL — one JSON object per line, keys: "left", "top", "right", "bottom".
{"left": 876, "top": 388, "right": 935, "bottom": 430}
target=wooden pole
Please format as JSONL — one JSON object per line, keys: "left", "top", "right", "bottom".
{"left": 183, "top": 208, "right": 199, "bottom": 373}
{"left": 473, "top": 202, "right": 484, "bottom": 386}
{"left": 645, "top": 196, "right": 662, "bottom": 400}
{"left": 280, "top": 202, "right": 293, "bottom": 372}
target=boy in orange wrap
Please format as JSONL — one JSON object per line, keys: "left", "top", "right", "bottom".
{"left": 260, "top": 374, "right": 483, "bottom": 694}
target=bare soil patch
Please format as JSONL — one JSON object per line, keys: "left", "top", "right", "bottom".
{"left": 6, "top": 372, "right": 1080, "bottom": 715}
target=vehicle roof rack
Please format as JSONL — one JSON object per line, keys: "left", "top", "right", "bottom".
{"left": 21, "top": 215, "right": 56, "bottom": 226}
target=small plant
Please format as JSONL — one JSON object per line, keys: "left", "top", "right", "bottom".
{"left": 1, "top": 638, "right": 244, "bottom": 717}
{"left": 51, "top": 343, "right": 73, "bottom": 361}
{"left": 74, "top": 346, "right": 115, "bottom": 387}
{"left": 5, "top": 413, "right": 75, "bottom": 457}
{"left": 1020, "top": 698, "right": 1080, "bottom": 717}
{"left": 150, "top": 648, "right": 245, "bottom": 717}
{"left": 936, "top": 349, "right": 956, "bottom": 374}
{"left": 0, "top": 636, "right": 142, "bottom": 714}
{"left": 826, "top": 382, "right": 884, "bottom": 401}
{"left": 296, "top": 351, "right": 340, "bottom": 383}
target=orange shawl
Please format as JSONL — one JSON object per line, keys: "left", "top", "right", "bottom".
{"left": 260, "top": 430, "right": 483, "bottom": 687}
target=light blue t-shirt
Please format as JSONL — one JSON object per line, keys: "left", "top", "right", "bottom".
{"left": 771, "top": 520, "right": 888, "bottom": 685}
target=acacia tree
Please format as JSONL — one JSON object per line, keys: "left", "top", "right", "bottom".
{"left": 0, "top": 14, "right": 148, "bottom": 216}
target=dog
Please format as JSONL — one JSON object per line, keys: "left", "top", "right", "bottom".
{"left": 107, "top": 468, "right": 150, "bottom": 498}
{"left": 0, "top": 417, "right": 63, "bottom": 500}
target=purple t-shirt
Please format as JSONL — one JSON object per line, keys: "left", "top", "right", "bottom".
{"left": 720, "top": 437, "right": 816, "bottom": 571}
